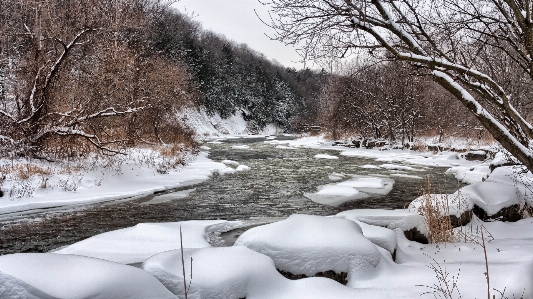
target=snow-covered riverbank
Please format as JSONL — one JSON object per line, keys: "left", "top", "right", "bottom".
{"left": 0, "top": 151, "right": 235, "bottom": 220}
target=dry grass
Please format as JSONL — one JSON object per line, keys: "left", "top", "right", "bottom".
{"left": 415, "top": 178, "right": 471, "bottom": 244}
{"left": 416, "top": 179, "right": 455, "bottom": 244}
{"left": 159, "top": 143, "right": 184, "bottom": 158}
{"left": 0, "top": 162, "right": 52, "bottom": 181}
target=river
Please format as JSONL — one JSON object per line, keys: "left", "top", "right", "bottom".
{"left": 0, "top": 136, "right": 463, "bottom": 255}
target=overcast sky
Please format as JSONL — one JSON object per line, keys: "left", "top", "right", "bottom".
{"left": 173, "top": 0, "right": 305, "bottom": 69}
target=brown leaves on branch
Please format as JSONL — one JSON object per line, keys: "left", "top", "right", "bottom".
{"left": 0, "top": 0, "right": 196, "bottom": 159}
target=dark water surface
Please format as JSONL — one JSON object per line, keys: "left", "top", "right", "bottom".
{"left": 0, "top": 136, "right": 462, "bottom": 255}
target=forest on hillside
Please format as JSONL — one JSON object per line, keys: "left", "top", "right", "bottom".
{"left": 0, "top": 0, "right": 324, "bottom": 161}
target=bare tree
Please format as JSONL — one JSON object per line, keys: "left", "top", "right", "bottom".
{"left": 268, "top": 0, "right": 533, "bottom": 172}
{"left": 0, "top": 0, "right": 193, "bottom": 159}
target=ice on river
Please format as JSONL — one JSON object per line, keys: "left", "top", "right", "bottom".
{"left": 232, "top": 144, "right": 250, "bottom": 149}
{"left": 221, "top": 159, "right": 240, "bottom": 166}
{"left": 140, "top": 189, "right": 196, "bottom": 205}
{"left": 359, "top": 164, "right": 381, "bottom": 169}
{"left": 235, "top": 165, "right": 251, "bottom": 172}
{"left": 336, "top": 209, "right": 427, "bottom": 236}
{"left": 314, "top": 153, "right": 339, "bottom": 159}
{"left": 380, "top": 164, "right": 423, "bottom": 171}
{"left": 389, "top": 173, "right": 423, "bottom": 179}
{"left": 305, "top": 176, "right": 394, "bottom": 206}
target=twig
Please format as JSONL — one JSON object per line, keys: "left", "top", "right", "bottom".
{"left": 481, "top": 229, "right": 490, "bottom": 299}
{"left": 180, "top": 226, "right": 188, "bottom": 299}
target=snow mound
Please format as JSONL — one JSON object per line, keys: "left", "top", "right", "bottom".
{"left": 314, "top": 154, "right": 339, "bottom": 159}
{"left": 235, "top": 165, "right": 251, "bottom": 172}
{"left": 446, "top": 164, "right": 490, "bottom": 184}
{"left": 143, "top": 246, "right": 401, "bottom": 299}
{"left": 234, "top": 214, "right": 381, "bottom": 277}
{"left": 460, "top": 181, "right": 520, "bottom": 216}
{"left": 0, "top": 271, "right": 53, "bottom": 299}
{"left": 143, "top": 246, "right": 279, "bottom": 299}
{"left": 54, "top": 220, "right": 228, "bottom": 264}
{"left": 336, "top": 209, "right": 427, "bottom": 236}
{"left": 333, "top": 214, "right": 397, "bottom": 254}
{"left": 408, "top": 193, "right": 473, "bottom": 218}
{"left": 0, "top": 253, "right": 176, "bottom": 299}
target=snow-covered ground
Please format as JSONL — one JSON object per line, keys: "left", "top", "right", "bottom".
{"left": 2, "top": 212, "right": 532, "bottom": 298}
{"left": 1, "top": 135, "right": 532, "bottom": 298}
{"left": 0, "top": 151, "right": 231, "bottom": 219}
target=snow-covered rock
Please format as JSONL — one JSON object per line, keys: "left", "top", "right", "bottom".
{"left": 143, "top": 246, "right": 279, "bottom": 299}
{"left": 460, "top": 181, "right": 521, "bottom": 219}
{"left": 445, "top": 164, "right": 491, "bottom": 184}
{"left": 143, "top": 246, "right": 406, "bottom": 299}
{"left": 0, "top": 253, "right": 176, "bottom": 299}
{"left": 333, "top": 214, "right": 397, "bottom": 254}
{"left": 335, "top": 209, "right": 427, "bottom": 239}
{"left": 408, "top": 194, "right": 473, "bottom": 218}
{"left": 485, "top": 166, "right": 533, "bottom": 206}
{"left": 0, "top": 272, "right": 52, "bottom": 299}
{"left": 407, "top": 179, "right": 522, "bottom": 222}
{"left": 54, "top": 220, "right": 229, "bottom": 264}
{"left": 234, "top": 214, "right": 381, "bottom": 277}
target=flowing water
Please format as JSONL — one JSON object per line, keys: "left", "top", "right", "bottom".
{"left": 0, "top": 136, "right": 463, "bottom": 255}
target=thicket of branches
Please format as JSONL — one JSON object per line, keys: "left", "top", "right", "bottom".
{"left": 0, "top": 0, "right": 198, "bottom": 160}
{"left": 320, "top": 61, "right": 482, "bottom": 144}
{"left": 268, "top": 0, "right": 533, "bottom": 172}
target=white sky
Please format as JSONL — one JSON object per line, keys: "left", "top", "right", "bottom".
{"left": 173, "top": 0, "right": 305, "bottom": 69}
